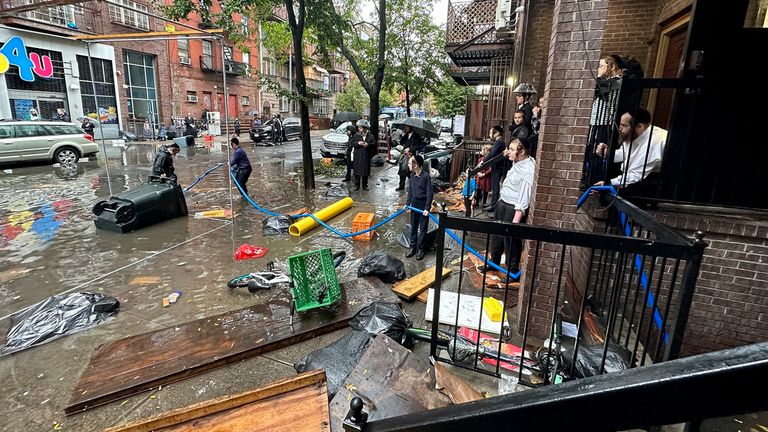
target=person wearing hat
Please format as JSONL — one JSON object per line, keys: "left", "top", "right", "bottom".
{"left": 483, "top": 125, "right": 507, "bottom": 213}
{"left": 229, "top": 136, "right": 252, "bottom": 197}
{"left": 404, "top": 154, "right": 433, "bottom": 260}
{"left": 151, "top": 143, "right": 180, "bottom": 183}
{"left": 513, "top": 83, "right": 537, "bottom": 129}
{"left": 352, "top": 119, "right": 375, "bottom": 190}
{"left": 343, "top": 123, "right": 358, "bottom": 182}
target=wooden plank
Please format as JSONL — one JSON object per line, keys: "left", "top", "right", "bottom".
{"left": 462, "top": 253, "right": 520, "bottom": 291}
{"left": 416, "top": 290, "right": 429, "bottom": 303}
{"left": 106, "top": 371, "right": 328, "bottom": 432}
{"left": 66, "top": 281, "right": 396, "bottom": 414}
{"left": 392, "top": 267, "right": 452, "bottom": 300}
{"left": 328, "top": 335, "right": 450, "bottom": 432}
{"left": 128, "top": 276, "right": 160, "bottom": 285}
{"left": 73, "top": 29, "right": 225, "bottom": 40}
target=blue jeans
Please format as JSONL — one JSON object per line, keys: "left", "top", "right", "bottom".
{"left": 409, "top": 198, "right": 429, "bottom": 251}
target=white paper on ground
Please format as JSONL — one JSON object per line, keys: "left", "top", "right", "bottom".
{"left": 425, "top": 288, "right": 503, "bottom": 334}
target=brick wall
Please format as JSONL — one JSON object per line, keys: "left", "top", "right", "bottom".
{"left": 518, "top": 0, "right": 556, "bottom": 101}
{"left": 602, "top": 0, "right": 663, "bottom": 80}
{"left": 658, "top": 0, "right": 693, "bottom": 24}
{"left": 648, "top": 210, "right": 768, "bottom": 356}
{"left": 517, "top": 0, "right": 609, "bottom": 338}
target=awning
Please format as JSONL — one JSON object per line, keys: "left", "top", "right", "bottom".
{"left": 313, "top": 65, "right": 329, "bottom": 74}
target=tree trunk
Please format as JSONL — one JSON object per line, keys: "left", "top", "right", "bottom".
{"left": 286, "top": 0, "right": 315, "bottom": 190}
{"left": 405, "top": 82, "right": 411, "bottom": 117}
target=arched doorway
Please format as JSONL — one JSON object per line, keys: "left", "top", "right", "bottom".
{"left": 262, "top": 101, "right": 271, "bottom": 117}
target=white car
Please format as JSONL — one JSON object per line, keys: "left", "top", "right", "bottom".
{"left": 0, "top": 120, "right": 99, "bottom": 164}
{"left": 320, "top": 121, "right": 353, "bottom": 158}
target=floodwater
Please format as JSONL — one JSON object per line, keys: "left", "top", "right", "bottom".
{"left": 0, "top": 137, "right": 443, "bottom": 431}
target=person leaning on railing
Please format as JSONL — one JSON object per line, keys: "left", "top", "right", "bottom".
{"left": 479, "top": 138, "right": 535, "bottom": 276}
{"left": 594, "top": 108, "right": 667, "bottom": 192}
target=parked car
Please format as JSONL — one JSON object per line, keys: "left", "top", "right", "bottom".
{"left": 320, "top": 121, "right": 353, "bottom": 158}
{"left": 249, "top": 117, "right": 301, "bottom": 143}
{"left": 440, "top": 118, "right": 453, "bottom": 133}
{"left": 0, "top": 120, "right": 98, "bottom": 164}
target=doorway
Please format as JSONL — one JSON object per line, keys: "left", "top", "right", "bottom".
{"left": 652, "top": 14, "right": 690, "bottom": 130}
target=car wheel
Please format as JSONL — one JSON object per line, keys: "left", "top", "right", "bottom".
{"left": 54, "top": 147, "right": 79, "bottom": 164}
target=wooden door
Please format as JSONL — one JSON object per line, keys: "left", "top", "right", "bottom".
{"left": 654, "top": 27, "right": 688, "bottom": 129}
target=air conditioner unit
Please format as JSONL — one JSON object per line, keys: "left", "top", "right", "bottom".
{"left": 187, "top": 94, "right": 198, "bottom": 103}
{"left": 242, "top": 99, "right": 250, "bottom": 106}
{"left": 179, "top": 57, "right": 191, "bottom": 65}
{"left": 495, "top": 0, "right": 514, "bottom": 30}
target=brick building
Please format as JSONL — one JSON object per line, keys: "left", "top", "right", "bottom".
{"left": 507, "top": 0, "right": 768, "bottom": 356}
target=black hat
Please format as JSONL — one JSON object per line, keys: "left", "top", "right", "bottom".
{"left": 168, "top": 143, "right": 180, "bottom": 150}
{"left": 413, "top": 154, "right": 425, "bottom": 167}
{"left": 492, "top": 125, "right": 503, "bottom": 134}
{"left": 231, "top": 137, "right": 240, "bottom": 146}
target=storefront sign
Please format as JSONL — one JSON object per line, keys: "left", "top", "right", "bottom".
{"left": 0, "top": 36, "right": 54, "bottom": 82}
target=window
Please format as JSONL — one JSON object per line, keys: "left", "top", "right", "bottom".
{"left": 241, "top": 16, "right": 249, "bottom": 35}
{"left": 312, "top": 98, "right": 328, "bottom": 115}
{"left": 77, "top": 55, "right": 118, "bottom": 125}
{"left": 280, "top": 96, "right": 289, "bottom": 113}
{"left": 123, "top": 51, "right": 159, "bottom": 126}
{"left": 242, "top": 52, "right": 250, "bottom": 66}
{"left": 44, "top": 124, "right": 83, "bottom": 135}
{"left": 108, "top": 0, "right": 149, "bottom": 30}
{"left": 3, "top": 47, "right": 66, "bottom": 93}
{"left": 0, "top": 126, "right": 13, "bottom": 139}
{"left": 25, "top": 5, "right": 76, "bottom": 27}
{"left": 242, "top": 96, "right": 250, "bottom": 106}
{"left": 202, "top": 40, "right": 213, "bottom": 69}
{"left": 14, "top": 125, "right": 49, "bottom": 137}
{"left": 178, "top": 39, "right": 189, "bottom": 61}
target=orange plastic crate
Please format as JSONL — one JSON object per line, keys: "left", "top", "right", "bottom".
{"left": 352, "top": 212, "right": 375, "bottom": 241}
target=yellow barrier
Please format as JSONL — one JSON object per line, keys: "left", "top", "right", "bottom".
{"left": 289, "top": 197, "right": 354, "bottom": 237}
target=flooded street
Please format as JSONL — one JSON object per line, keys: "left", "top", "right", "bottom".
{"left": 0, "top": 135, "right": 443, "bottom": 431}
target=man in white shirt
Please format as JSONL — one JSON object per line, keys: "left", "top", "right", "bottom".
{"left": 595, "top": 108, "right": 667, "bottom": 188}
{"left": 480, "top": 138, "right": 536, "bottom": 276}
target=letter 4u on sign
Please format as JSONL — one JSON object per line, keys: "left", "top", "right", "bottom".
{"left": 0, "top": 36, "right": 54, "bottom": 82}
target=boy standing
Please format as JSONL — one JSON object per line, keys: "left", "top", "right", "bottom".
{"left": 404, "top": 155, "right": 433, "bottom": 260}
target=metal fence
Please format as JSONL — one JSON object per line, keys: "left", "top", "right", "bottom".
{"left": 424, "top": 194, "right": 705, "bottom": 387}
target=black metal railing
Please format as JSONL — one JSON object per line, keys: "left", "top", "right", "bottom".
{"left": 414, "top": 194, "right": 704, "bottom": 389}
{"left": 343, "top": 341, "right": 768, "bottom": 431}
{"left": 199, "top": 56, "right": 247, "bottom": 76}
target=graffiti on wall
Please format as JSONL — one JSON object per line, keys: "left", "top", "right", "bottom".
{"left": 0, "top": 36, "right": 54, "bottom": 82}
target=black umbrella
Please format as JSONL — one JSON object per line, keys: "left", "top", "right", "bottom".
{"left": 333, "top": 112, "right": 362, "bottom": 123}
{"left": 391, "top": 117, "right": 440, "bottom": 139}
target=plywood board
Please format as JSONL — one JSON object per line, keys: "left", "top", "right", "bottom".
{"left": 462, "top": 253, "right": 520, "bottom": 291}
{"left": 66, "top": 281, "right": 397, "bottom": 414}
{"left": 128, "top": 276, "right": 160, "bottom": 285}
{"left": 107, "top": 370, "right": 329, "bottom": 432}
{"left": 392, "top": 267, "right": 451, "bottom": 301}
{"left": 328, "top": 335, "right": 450, "bottom": 432}
{"left": 424, "top": 289, "right": 504, "bottom": 334}
{"left": 416, "top": 290, "right": 429, "bottom": 303}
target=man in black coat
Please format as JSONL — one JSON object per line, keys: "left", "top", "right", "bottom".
{"left": 151, "top": 143, "right": 180, "bottom": 183}
{"left": 352, "top": 120, "right": 375, "bottom": 190}
{"left": 400, "top": 125, "right": 425, "bottom": 154}
{"left": 483, "top": 125, "right": 507, "bottom": 212}
{"left": 343, "top": 124, "right": 357, "bottom": 182}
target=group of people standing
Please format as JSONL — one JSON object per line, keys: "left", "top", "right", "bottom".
{"left": 25, "top": 107, "right": 71, "bottom": 122}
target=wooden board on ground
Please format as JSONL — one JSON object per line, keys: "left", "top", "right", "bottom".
{"left": 392, "top": 267, "right": 452, "bottom": 301}
{"left": 106, "top": 370, "right": 330, "bottom": 432}
{"left": 424, "top": 289, "right": 504, "bottom": 334}
{"left": 128, "top": 276, "right": 160, "bottom": 285}
{"left": 416, "top": 289, "right": 429, "bottom": 303}
{"left": 66, "top": 281, "right": 397, "bottom": 415}
{"left": 328, "top": 335, "right": 450, "bottom": 432}
{"left": 462, "top": 253, "right": 520, "bottom": 292}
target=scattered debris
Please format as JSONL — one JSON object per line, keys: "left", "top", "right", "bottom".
{"left": 392, "top": 266, "right": 451, "bottom": 301}
{"left": 295, "top": 330, "right": 372, "bottom": 399}
{"left": 434, "top": 362, "right": 484, "bottom": 404}
{"left": 194, "top": 209, "right": 233, "bottom": 219}
{"left": 162, "top": 291, "right": 182, "bottom": 307}
{"left": 234, "top": 244, "right": 268, "bottom": 260}
{"left": 357, "top": 252, "right": 406, "bottom": 283}
{"left": 128, "top": 276, "right": 160, "bottom": 285}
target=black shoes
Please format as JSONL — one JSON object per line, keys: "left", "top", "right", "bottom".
{"left": 395, "top": 186, "right": 404, "bottom": 191}
{"left": 406, "top": 248, "right": 417, "bottom": 258}
{"left": 363, "top": 186, "right": 369, "bottom": 191}
{"left": 354, "top": 186, "right": 360, "bottom": 191}
{"left": 343, "top": 177, "right": 351, "bottom": 182}
{"left": 416, "top": 250, "right": 426, "bottom": 260}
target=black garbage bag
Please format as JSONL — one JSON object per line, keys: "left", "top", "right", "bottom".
{"left": 357, "top": 252, "right": 406, "bottom": 283}
{"left": 2, "top": 292, "right": 120, "bottom": 356}
{"left": 262, "top": 214, "right": 294, "bottom": 235}
{"left": 396, "top": 220, "right": 439, "bottom": 250}
{"left": 294, "top": 330, "right": 372, "bottom": 399}
{"left": 561, "top": 339, "right": 632, "bottom": 378}
{"left": 326, "top": 183, "right": 350, "bottom": 198}
{"left": 371, "top": 154, "right": 385, "bottom": 167}
{"left": 349, "top": 302, "right": 413, "bottom": 348}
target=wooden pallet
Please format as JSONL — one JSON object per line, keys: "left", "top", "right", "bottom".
{"left": 106, "top": 370, "right": 330, "bottom": 432}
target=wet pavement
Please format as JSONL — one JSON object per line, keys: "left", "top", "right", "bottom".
{"left": 0, "top": 132, "right": 450, "bottom": 431}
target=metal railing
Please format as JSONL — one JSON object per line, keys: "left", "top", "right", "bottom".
{"left": 343, "top": 341, "right": 768, "bottom": 431}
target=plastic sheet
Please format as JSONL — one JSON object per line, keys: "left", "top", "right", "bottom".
{"left": 396, "top": 221, "right": 439, "bottom": 250}
{"left": 234, "top": 244, "right": 268, "bottom": 260}
{"left": 357, "top": 252, "right": 407, "bottom": 283}
{"left": 2, "top": 292, "right": 120, "bottom": 356}
{"left": 294, "top": 329, "right": 373, "bottom": 399}
{"left": 349, "top": 302, "right": 413, "bottom": 348}
{"left": 325, "top": 183, "right": 350, "bottom": 198}
{"left": 371, "top": 154, "right": 386, "bottom": 167}
{"left": 262, "top": 215, "right": 294, "bottom": 235}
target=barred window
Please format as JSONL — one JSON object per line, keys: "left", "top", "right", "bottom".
{"left": 108, "top": 0, "right": 149, "bottom": 31}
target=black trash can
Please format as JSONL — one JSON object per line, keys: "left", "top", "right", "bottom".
{"left": 185, "top": 135, "right": 195, "bottom": 147}
{"left": 93, "top": 178, "right": 188, "bottom": 233}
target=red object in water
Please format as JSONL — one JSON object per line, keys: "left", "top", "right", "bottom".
{"left": 234, "top": 244, "right": 268, "bottom": 260}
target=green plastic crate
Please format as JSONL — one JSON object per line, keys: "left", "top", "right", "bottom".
{"left": 288, "top": 248, "right": 341, "bottom": 312}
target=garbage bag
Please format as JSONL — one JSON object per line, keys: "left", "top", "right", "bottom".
{"left": 349, "top": 302, "right": 413, "bottom": 348}
{"left": 262, "top": 215, "right": 294, "bottom": 235}
{"left": 561, "top": 339, "right": 632, "bottom": 378}
{"left": 357, "top": 252, "right": 406, "bottom": 283}
{"left": 429, "top": 167, "right": 441, "bottom": 179}
{"left": 396, "top": 221, "right": 439, "bottom": 250}
{"left": 390, "top": 149, "right": 401, "bottom": 161}
{"left": 326, "top": 183, "right": 350, "bottom": 198}
{"left": 234, "top": 244, "right": 268, "bottom": 260}
{"left": 294, "top": 330, "right": 372, "bottom": 399}
{"left": 2, "top": 292, "right": 119, "bottom": 356}
{"left": 371, "top": 154, "right": 386, "bottom": 167}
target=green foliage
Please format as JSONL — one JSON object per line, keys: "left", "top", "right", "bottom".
{"left": 434, "top": 77, "right": 475, "bottom": 116}
{"left": 378, "top": 86, "right": 398, "bottom": 108}
{"left": 335, "top": 80, "right": 368, "bottom": 114}
{"left": 385, "top": 0, "right": 446, "bottom": 113}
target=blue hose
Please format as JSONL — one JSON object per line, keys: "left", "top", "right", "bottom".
{"left": 184, "top": 163, "right": 226, "bottom": 193}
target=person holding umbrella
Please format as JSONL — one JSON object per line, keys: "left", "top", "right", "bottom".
{"left": 391, "top": 117, "right": 438, "bottom": 154}
{"left": 352, "top": 119, "right": 375, "bottom": 191}
{"left": 81, "top": 117, "right": 95, "bottom": 136}
{"left": 400, "top": 125, "right": 424, "bottom": 154}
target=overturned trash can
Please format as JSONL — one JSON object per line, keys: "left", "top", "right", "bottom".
{"left": 93, "top": 178, "right": 188, "bottom": 233}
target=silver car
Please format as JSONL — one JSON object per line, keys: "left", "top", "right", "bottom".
{"left": 0, "top": 121, "right": 99, "bottom": 164}
{"left": 320, "top": 121, "right": 353, "bottom": 158}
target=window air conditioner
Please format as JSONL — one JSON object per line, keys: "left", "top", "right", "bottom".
{"left": 187, "top": 94, "right": 198, "bottom": 103}
{"left": 495, "top": 0, "right": 513, "bottom": 30}
{"left": 179, "top": 57, "right": 191, "bottom": 65}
